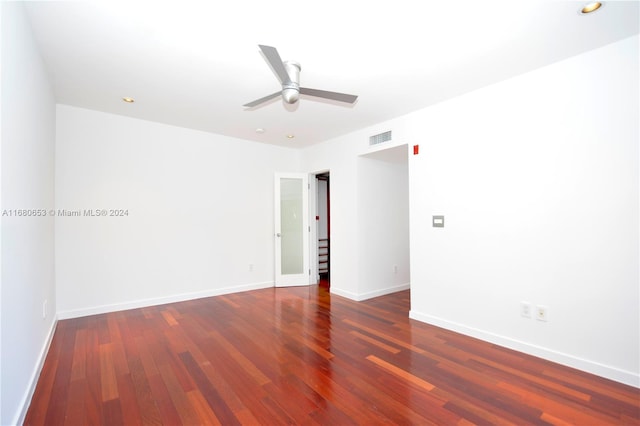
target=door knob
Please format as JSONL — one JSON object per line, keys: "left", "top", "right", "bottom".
{"left": 276, "top": 233, "right": 281, "bottom": 237}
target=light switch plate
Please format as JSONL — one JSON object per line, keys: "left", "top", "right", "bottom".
{"left": 433, "top": 215, "right": 444, "bottom": 228}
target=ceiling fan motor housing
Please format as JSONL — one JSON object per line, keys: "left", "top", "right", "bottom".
{"left": 282, "top": 61, "right": 301, "bottom": 104}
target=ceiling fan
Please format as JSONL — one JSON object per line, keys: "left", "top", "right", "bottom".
{"left": 244, "top": 45, "right": 358, "bottom": 108}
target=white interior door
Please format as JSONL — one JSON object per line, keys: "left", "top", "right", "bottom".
{"left": 275, "top": 173, "right": 309, "bottom": 287}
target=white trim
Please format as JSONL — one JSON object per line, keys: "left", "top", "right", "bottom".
{"left": 329, "top": 287, "right": 359, "bottom": 300}
{"left": 57, "top": 281, "right": 273, "bottom": 320}
{"left": 308, "top": 174, "right": 318, "bottom": 284}
{"left": 355, "top": 283, "right": 411, "bottom": 301}
{"left": 409, "top": 310, "right": 640, "bottom": 388}
{"left": 14, "top": 316, "right": 58, "bottom": 426}
{"left": 331, "top": 283, "right": 410, "bottom": 302}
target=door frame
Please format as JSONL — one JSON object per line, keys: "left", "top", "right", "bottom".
{"left": 308, "top": 170, "right": 331, "bottom": 285}
{"left": 309, "top": 176, "right": 318, "bottom": 284}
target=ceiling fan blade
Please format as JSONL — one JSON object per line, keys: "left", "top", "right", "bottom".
{"left": 258, "top": 45, "right": 292, "bottom": 85}
{"left": 300, "top": 87, "right": 358, "bottom": 104}
{"left": 243, "top": 91, "right": 282, "bottom": 108}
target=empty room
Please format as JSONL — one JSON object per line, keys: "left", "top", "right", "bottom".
{"left": 1, "top": 1, "right": 639, "bottom": 424}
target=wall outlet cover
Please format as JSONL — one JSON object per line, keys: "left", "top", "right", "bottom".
{"left": 536, "top": 305, "right": 548, "bottom": 322}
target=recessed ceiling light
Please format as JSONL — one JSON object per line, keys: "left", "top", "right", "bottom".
{"left": 122, "top": 97, "right": 135, "bottom": 103}
{"left": 581, "top": 2, "right": 602, "bottom": 14}
{"left": 286, "top": 134, "right": 295, "bottom": 139}
{"left": 255, "top": 128, "right": 265, "bottom": 134}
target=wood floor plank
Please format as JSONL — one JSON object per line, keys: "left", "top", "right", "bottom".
{"left": 158, "top": 363, "right": 200, "bottom": 425}
{"left": 349, "top": 330, "right": 402, "bottom": 354}
{"left": 262, "top": 376, "right": 322, "bottom": 422}
{"left": 176, "top": 317, "right": 264, "bottom": 424}
{"left": 197, "top": 359, "right": 261, "bottom": 425}
{"left": 543, "top": 366, "right": 640, "bottom": 406}
{"left": 116, "top": 372, "right": 143, "bottom": 426}
{"left": 110, "top": 340, "right": 130, "bottom": 377}
{"left": 343, "top": 317, "right": 430, "bottom": 355}
{"left": 99, "top": 343, "right": 119, "bottom": 402}
{"left": 207, "top": 328, "right": 271, "bottom": 386}
{"left": 146, "top": 372, "right": 183, "bottom": 425}
{"left": 469, "top": 356, "right": 592, "bottom": 401}
{"left": 497, "top": 380, "right": 621, "bottom": 425}
{"left": 63, "top": 378, "right": 86, "bottom": 426}
{"left": 135, "top": 335, "right": 159, "bottom": 378}
{"left": 186, "top": 389, "right": 223, "bottom": 426}
{"left": 25, "top": 287, "right": 640, "bottom": 425}
{"left": 83, "top": 325, "right": 103, "bottom": 425}
{"left": 443, "top": 399, "right": 516, "bottom": 426}
{"left": 178, "top": 351, "right": 240, "bottom": 425}
{"left": 43, "top": 321, "right": 76, "bottom": 426}
{"left": 101, "top": 397, "right": 124, "bottom": 426}
{"left": 342, "top": 369, "right": 439, "bottom": 425}
{"left": 69, "top": 328, "right": 87, "bottom": 381}
{"left": 127, "top": 356, "right": 163, "bottom": 426}
{"left": 284, "top": 355, "right": 390, "bottom": 424}
{"left": 160, "top": 310, "right": 178, "bottom": 327}
{"left": 366, "top": 354, "right": 436, "bottom": 391}
{"left": 96, "top": 316, "right": 111, "bottom": 345}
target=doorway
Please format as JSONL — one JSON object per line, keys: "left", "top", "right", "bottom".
{"left": 316, "top": 172, "right": 330, "bottom": 289}
{"left": 357, "top": 145, "right": 410, "bottom": 298}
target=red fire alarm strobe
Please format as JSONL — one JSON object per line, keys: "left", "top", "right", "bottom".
{"left": 413, "top": 145, "right": 419, "bottom": 155}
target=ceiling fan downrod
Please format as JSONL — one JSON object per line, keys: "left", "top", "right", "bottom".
{"left": 282, "top": 61, "right": 301, "bottom": 104}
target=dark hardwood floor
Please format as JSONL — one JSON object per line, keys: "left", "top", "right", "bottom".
{"left": 25, "top": 287, "right": 639, "bottom": 425}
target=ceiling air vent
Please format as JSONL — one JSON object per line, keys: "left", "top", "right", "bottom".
{"left": 369, "top": 130, "right": 392, "bottom": 146}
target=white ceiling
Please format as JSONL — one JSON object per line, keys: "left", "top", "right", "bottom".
{"left": 24, "top": 1, "right": 639, "bottom": 148}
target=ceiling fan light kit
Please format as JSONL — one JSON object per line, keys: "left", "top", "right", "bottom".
{"left": 244, "top": 45, "right": 358, "bottom": 108}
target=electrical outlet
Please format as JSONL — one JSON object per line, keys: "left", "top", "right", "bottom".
{"left": 536, "top": 305, "right": 548, "bottom": 322}
{"left": 393, "top": 265, "right": 398, "bottom": 274}
{"left": 43, "top": 300, "right": 47, "bottom": 319}
{"left": 249, "top": 264, "right": 254, "bottom": 272}
{"left": 520, "top": 302, "right": 531, "bottom": 318}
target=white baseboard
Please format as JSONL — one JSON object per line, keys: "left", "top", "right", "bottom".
{"left": 355, "top": 283, "right": 411, "bottom": 301}
{"left": 15, "top": 315, "right": 58, "bottom": 426}
{"left": 331, "top": 283, "right": 410, "bottom": 301}
{"left": 409, "top": 309, "right": 640, "bottom": 388}
{"left": 57, "top": 281, "right": 274, "bottom": 320}
{"left": 329, "top": 287, "right": 359, "bottom": 300}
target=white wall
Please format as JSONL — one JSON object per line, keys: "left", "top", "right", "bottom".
{"left": 1, "top": 3, "right": 57, "bottom": 424}
{"left": 301, "top": 123, "right": 411, "bottom": 300}
{"left": 301, "top": 35, "right": 638, "bottom": 386}
{"left": 407, "top": 35, "right": 639, "bottom": 386}
{"left": 302, "top": 137, "right": 361, "bottom": 298}
{"left": 55, "top": 105, "right": 300, "bottom": 317}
